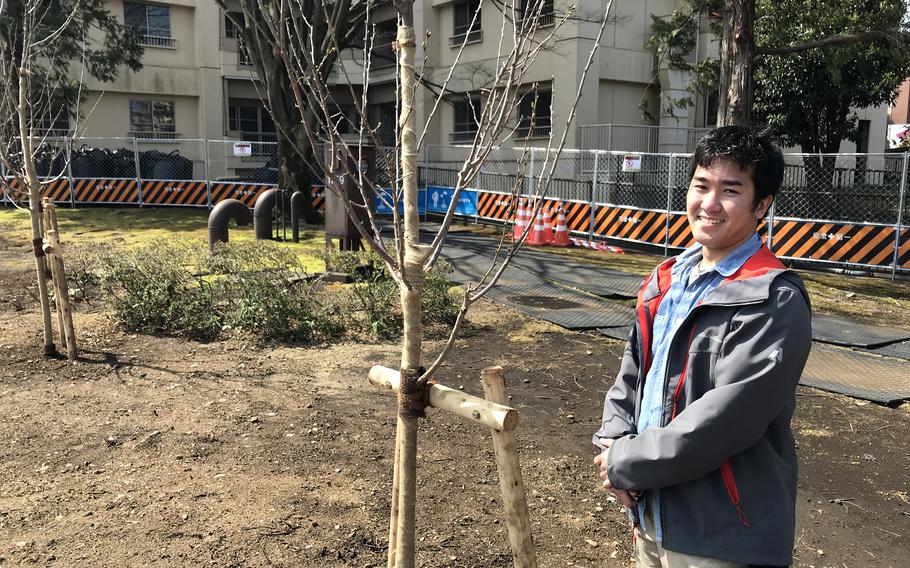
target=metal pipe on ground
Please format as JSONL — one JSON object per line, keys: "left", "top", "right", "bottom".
{"left": 208, "top": 198, "right": 252, "bottom": 250}
{"left": 254, "top": 187, "right": 278, "bottom": 240}
{"left": 291, "top": 190, "right": 303, "bottom": 242}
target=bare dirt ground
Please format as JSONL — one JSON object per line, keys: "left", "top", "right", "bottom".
{"left": 1, "top": 240, "right": 908, "bottom": 567}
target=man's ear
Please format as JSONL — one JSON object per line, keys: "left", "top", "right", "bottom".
{"left": 755, "top": 195, "right": 773, "bottom": 219}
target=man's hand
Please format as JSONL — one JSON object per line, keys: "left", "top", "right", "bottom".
{"left": 594, "top": 438, "right": 638, "bottom": 508}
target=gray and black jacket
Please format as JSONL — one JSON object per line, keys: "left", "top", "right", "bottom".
{"left": 594, "top": 245, "right": 812, "bottom": 566}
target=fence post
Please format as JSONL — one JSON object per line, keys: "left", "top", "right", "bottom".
{"left": 893, "top": 152, "right": 908, "bottom": 280}
{"left": 766, "top": 200, "right": 775, "bottom": 251}
{"left": 528, "top": 148, "right": 536, "bottom": 197}
{"left": 65, "top": 139, "right": 75, "bottom": 209}
{"left": 664, "top": 154, "right": 675, "bottom": 257}
{"left": 589, "top": 150, "right": 598, "bottom": 241}
{"left": 133, "top": 137, "right": 143, "bottom": 207}
{"left": 421, "top": 143, "right": 429, "bottom": 222}
{"left": 204, "top": 139, "right": 213, "bottom": 208}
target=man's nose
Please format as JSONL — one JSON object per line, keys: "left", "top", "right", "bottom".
{"left": 701, "top": 189, "right": 722, "bottom": 211}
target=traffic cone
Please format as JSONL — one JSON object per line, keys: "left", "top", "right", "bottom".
{"left": 526, "top": 209, "right": 547, "bottom": 245}
{"left": 541, "top": 206, "right": 554, "bottom": 244}
{"left": 512, "top": 198, "right": 527, "bottom": 241}
{"left": 551, "top": 206, "right": 571, "bottom": 246}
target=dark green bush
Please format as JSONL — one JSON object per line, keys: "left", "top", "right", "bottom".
{"left": 94, "top": 239, "right": 459, "bottom": 344}
{"left": 96, "top": 240, "right": 222, "bottom": 340}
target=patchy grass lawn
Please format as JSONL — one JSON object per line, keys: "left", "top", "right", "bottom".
{"left": 4, "top": 208, "right": 909, "bottom": 329}
{"left": 0, "top": 207, "right": 327, "bottom": 273}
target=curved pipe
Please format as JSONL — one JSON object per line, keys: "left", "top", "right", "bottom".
{"left": 208, "top": 199, "right": 252, "bottom": 250}
{"left": 290, "top": 190, "right": 304, "bottom": 242}
{"left": 254, "top": 188, "right": 278, "bottom": 240}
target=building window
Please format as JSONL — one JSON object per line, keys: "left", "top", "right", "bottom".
{"left": 451, "top": 0, "right": 482, "bottom": 46}
{"left": 451, "top": 96, "right": 481, "bottom": 143}
{"left": 224, "top": 12, "right": 243, "bottom": 39}
{"left": 33, "top": 111, "right": 71, "bottom": 135}
{"left": 129, "top": 100, "right": 177, "bottom": 138}
{"left": 371, "top": 20, "right": 397, "bottom": 69}
{"left": 228, "top": 101, "right": 275, "bottom": 135}
{"left": 517, "top": 87, "right": 551, "bottom": 138}
{"left": 238, "top": 38, "right": 253, "bottom": 65}
{"left": 518, "top": 0, "right": 554, "bottom": 27}
{"left": 124, "top": 2, "right": 176, "bottom": 48}
{"left": 856, "top": 120, "right": 871, "bottom": 153}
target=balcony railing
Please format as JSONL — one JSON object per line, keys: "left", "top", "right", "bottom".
{"left": 450, "top": 130, "right": 478, "bottom": 144}
{"left": 129, "top": 131, "right": 182, "bottom": 141}
{"left": 515, "top": 124, "right": 551, "bottom": 139}
{"left": 138, "top": 35, "right": 177, "bottom": 48}
{"left": 449, "top": 29, "right": 483, "bottom": 47}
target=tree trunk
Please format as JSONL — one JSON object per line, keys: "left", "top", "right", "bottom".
{"left": 276, "top": 128, "right": 318, "bottom": 223}
{"left": 390, "top": 2, "right": 429, "bottom": 564}
{"left": 18, "top": 67, "right": 56, "bottom": 357}
{"left": 716, "top": 0, "right": 755, "bottom": 126}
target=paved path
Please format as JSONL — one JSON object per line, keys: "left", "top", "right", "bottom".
{"left": 438, "top": 229, "right": 910, "bottom": 404}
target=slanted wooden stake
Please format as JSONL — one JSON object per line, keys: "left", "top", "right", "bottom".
{"left": 480, "top": 366, "right": 537, "bottom": 568}
{"left": 41, "top": 200, "right": 77, "bottom": 361}
{"left": 369, "top": 365, "right": 532, "bottom": 564}
{"left": 42, "top": 201, "right": 66, "bottom": 347}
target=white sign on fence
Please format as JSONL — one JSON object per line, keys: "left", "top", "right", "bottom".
{"left": 622, "top": 154, "right": 642, "bottom": 172}
{"left": 233, "top": 142, "right": 253, "bottom": 157}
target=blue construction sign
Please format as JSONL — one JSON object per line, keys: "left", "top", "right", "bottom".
{"left": 426, "top": 186, "right": 478, "bottom": 216}
{"left": 374, "top": 188, "right": 427, "bottom": 214}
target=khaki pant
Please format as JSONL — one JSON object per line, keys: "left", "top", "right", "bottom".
{"left": 633, "top": 522, "right": 747, "bottom": 568}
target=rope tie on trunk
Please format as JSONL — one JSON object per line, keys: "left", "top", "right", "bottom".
{"left": 398, "top": 366, "right": 429, "bottom": 418}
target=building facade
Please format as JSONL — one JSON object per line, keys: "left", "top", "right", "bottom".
{"left": 74, "top": 0, "right": 888, "bottom": 157}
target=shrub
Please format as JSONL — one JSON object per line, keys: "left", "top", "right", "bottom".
{"left": 421, "top": 259, "right": 460, "bottom": 328}
{"left": 96, "top": 240, "right": 222, "bottom": 340}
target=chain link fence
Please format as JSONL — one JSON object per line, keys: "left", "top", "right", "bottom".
{"left": 776, "top": 154, "right": 903, "bottom": 224}
{"left": 3, "top": 135, "right": 908, "bottom": 272}
{"left": 207, "top": 139, "right": 278, "bottom": 184}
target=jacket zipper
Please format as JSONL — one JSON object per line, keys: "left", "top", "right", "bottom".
{"left": 721, "top": 460, "right": 751, "bottom": 527}
{"left": 639, "top": 283, "right": 770, "bottom": 534}
{"left": 670, "top": 326, "right": 698, "bottom": 420}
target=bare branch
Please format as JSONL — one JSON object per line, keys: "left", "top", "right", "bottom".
{"left": 755, "top": 31, "right": 899, "bottom": 60}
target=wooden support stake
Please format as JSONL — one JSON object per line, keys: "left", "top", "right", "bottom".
{"left": 369, "top": 366, "right": 518, "bottom": 431}
{"left": 480, "top": 366, "right": 537, "bottom": 568}
{"left": 43, "top": 202, "right": 77, "bottom": 361}
{"left": 42, "top": 201, "right": 66, "bottom": 348}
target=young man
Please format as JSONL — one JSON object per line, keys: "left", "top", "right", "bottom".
{"left": 593, "top": 127, "right": 812, "bottom": 568}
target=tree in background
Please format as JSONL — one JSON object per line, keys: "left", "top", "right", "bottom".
{"left": 648, "top": 0, "right": 910, "bottom": 137}
{"left": 0, "top": 0, "right": 142, "bottom": 128}
{"left": 215, "top": 0, "right": 373, "bottom": 222}
{"left": 753, "top": 0, "right": 910, "bottom": 154}
{"left": 0, "top": 0, "right": 142, "bottom": 357}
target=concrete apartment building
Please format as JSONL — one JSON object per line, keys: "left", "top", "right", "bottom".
{"left": 75, "top": 0, "right": 888, "bottom": 158}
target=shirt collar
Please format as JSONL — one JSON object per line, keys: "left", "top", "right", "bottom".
{"left": 671, "top": 233, "right": 763, "bottom": 279}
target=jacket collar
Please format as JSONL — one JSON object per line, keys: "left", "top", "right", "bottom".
{"left": 639, "top": 244, "right": 788, "bottom": 306}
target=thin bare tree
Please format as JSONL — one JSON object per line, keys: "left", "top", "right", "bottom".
{"left": 0, "top": 0, "right": 136, "bottom": 358}
{"left": 0, "top": 0, "right": 76, "bottom": 356}
{"left": 253, "top": 0, "right": 613, "bottom": 564}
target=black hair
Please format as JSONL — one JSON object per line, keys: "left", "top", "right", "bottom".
{"left": 688, "top": 126, "right": 785, "bottom": 210}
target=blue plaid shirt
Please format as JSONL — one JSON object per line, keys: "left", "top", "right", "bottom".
{"left": 636, "top": 233, "right": 762, "bottom": 540}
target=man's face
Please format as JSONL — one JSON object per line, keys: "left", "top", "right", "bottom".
{"left": 686, "top": 159, "right": 772, "bottom": 264}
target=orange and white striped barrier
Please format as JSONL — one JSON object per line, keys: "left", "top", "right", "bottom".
{"left": 551, "top": 206, "right": 570, "bottom": 247}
